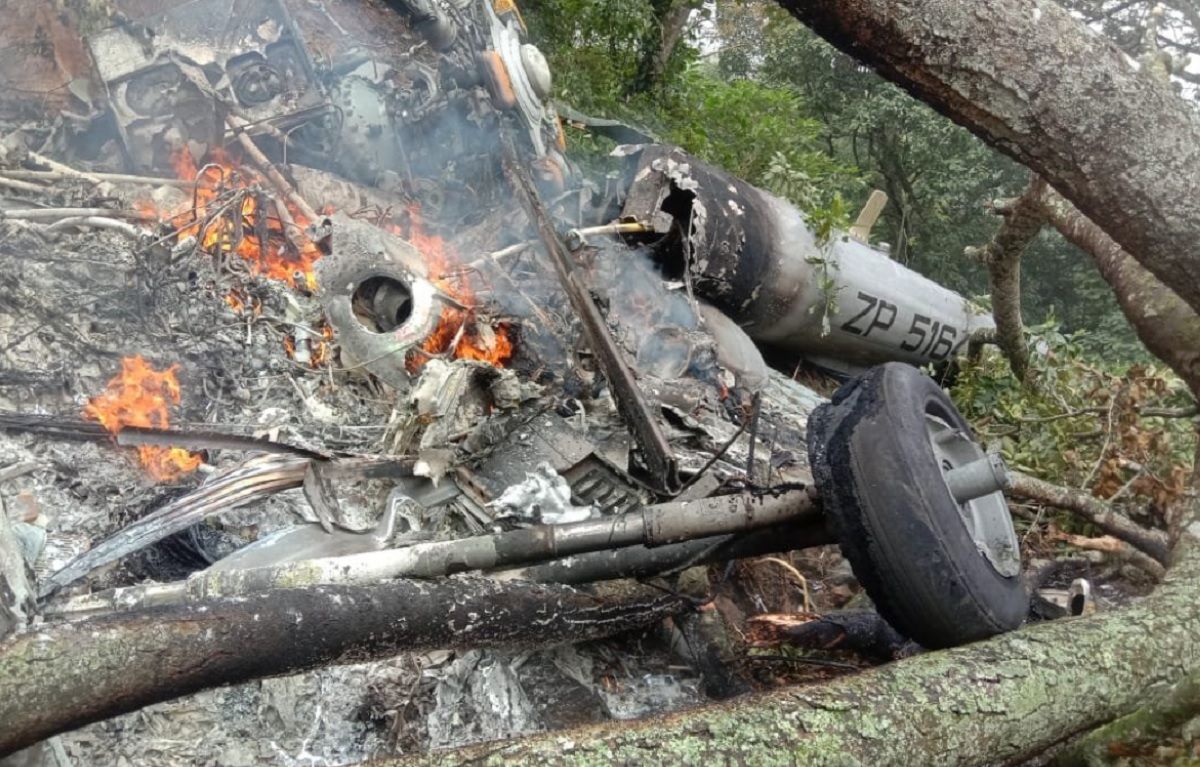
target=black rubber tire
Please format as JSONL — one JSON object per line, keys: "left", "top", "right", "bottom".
{"left": 807, "top": 362, "right": 1026, "bottom": 648}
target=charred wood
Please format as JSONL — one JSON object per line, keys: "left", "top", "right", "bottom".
{"left": 0, "top": 577, "right": 693, "bottom": 756}
{"left": 746, "top": 611, "right": 915, "bottom": 662}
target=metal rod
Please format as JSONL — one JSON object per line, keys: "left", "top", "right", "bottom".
{"left": 945, "top": 453, "right": 1011, "bottom": 504}
{"left": 0, "top": 175, "right": 47, "bottom": 193}
{"left": 186, "top": 488, "right": 819, "bottom": 599}
{"left": 25, "top": 150, "right": 102, "bottom": 184}
{"left": 0, "top": 169, "right": 194, "bottom": 188}
{"left": 44, "top": 488, "right": 822, "bottom": 619}
{"left": 506, "top": 516, "right": 834, "bottom": 585}
{"left": 0, "top": 208, "right": 155, "bottom": 221}
{"left": 42, "top": 216, "right": 145, "bottom": 238}
{"left": 500, "top": 138, "right": 680, "bottom": 494}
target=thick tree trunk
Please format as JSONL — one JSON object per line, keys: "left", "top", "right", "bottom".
{"left": 381, "top": 541, "right": 1200, "bottom": 767}
{"left": 0, "top": 577, "right": 690, "bottom": 756}
{"left": 770, "top": 0, "right": 1200, "bottom": 317}
{"left": 1055, "top": 671, "right": 1200, "bottom": 766}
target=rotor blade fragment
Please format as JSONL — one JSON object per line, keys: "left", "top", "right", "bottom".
{"left": 38, "top": 454, "right": 311, "bottom": 597}
{"left": 499, "top": 139, "right": 680, "bottom": 494}
{"left": 38, "top": 455, "right": 417, "bottom": 597}
{"left": 116, "top": 427, "right": 330, "bottom": 459}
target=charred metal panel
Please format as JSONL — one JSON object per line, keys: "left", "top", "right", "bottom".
{"left": 315, "top": 213, "right": 446, "bottom": 389}
{"left": 620, "top": 145, "right": 994, "bottom": 370}
{"left": 88, "top": 0, "right": 326, "bottom": 171}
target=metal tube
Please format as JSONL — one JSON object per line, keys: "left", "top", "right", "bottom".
{"left": 186, "top": 488, "right": 820, "bottom": 598}
{"left": 945, "top": 454, "right": 1011, "bottom": 504}
{"left": 45, "top": 489, "right": 823, "bottom": 617}
{"left": 619, "top": 146, "right": 995, "bottom": 372}
{"left": 507, "top": 518, "right": 835, "bottom": 585}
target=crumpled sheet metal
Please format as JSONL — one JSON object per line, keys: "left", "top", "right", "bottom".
{"left": 316, "top": 212, "right": 447, "bottom": 389}
{"left": 204, "top": 499, "right": 398, "bottom": 573}
{"left": 487, "top": 462, "right": 595, "bottom": 525}
{"left": 87, "top": 0, "right": 327, "bottom": 172}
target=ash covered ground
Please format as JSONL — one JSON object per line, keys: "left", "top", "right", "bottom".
{"left": 0, "top": 191, "right": 833, "bottom": 763}
{"left": 0, "top": 0, "right": 868, "bottom": 762}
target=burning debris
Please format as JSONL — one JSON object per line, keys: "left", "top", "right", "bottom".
{"left": 83, "top": 355, "right": 203, "bottom": 481}
{"left": 0, "top": 0, "right": 1022, "bottom": 763}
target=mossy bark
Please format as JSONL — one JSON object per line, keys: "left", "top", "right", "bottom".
{"left": 1055, "top": 671, "right": 1200, "bottom": 767}
{"left": 382, "top": 542, "right": 1200, "bottom": 767}
{"left": 973, "top": 176, "right": 1047, "bottom": 382}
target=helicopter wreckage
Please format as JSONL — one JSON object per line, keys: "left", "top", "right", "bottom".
{"left": 0, "top": 0, "right": 1030, "bottom": 761}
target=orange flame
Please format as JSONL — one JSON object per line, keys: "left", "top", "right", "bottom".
{"left": 282, "top": 323, "right": 334, "bottom": 368}
{"left": 153, "top": 147, "right": 323, "bottom": 290}
{"left": 310, "top": 322, "right": 334, "bottom": 367}
{"left": 403, "top": 206, "right": 514, "bottom": 371}
{"left": 141, "top": 152, "right": 514, "bottom": 373}
{"left": 83, "top": 356, "right": 202, "bottom": 481}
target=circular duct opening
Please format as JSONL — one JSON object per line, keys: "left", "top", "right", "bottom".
{"left": 352, "top": 276, "right": 414, "bottom": 333}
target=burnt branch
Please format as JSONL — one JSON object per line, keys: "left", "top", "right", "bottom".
{"left": 0, "top": 577, "right": 691, "bottom": 756}
{"left": 746, "top": 610, "right": 914, "bottom": 662}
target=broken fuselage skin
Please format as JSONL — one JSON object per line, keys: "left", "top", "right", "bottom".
{"left": 620, "top": 146, "right": 995, "bottom": 372}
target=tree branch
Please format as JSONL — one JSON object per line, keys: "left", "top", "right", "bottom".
{"left": 770, "top": 0, "right": 1200, "bottom": 317}
{"left": 384, "top": 541, "right": 1200, "bottom": 766}
{"left": 965, "top": 176, "right": 1048, "bottom": 381}
{"left": 1046, "top": 530, "right": 1166, "bottom": 580}
{"left": 0, "top": 577, "right": 691, "bottom": 756}
{"left": 1055, "top": 668, "right": 1200, "bottom": 766}
{"left": 1029, "top": 182, "right": 1200, "bottom": 398}
{"left": 1008, "top": 470, "right": 1170, "bottom": 564}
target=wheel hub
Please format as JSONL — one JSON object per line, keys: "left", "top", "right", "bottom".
{"left": 925, "top": 415, "right": 1021, "bottom": 577}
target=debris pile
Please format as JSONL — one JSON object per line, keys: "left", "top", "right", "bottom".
{"left": 0, "top": 0, "right": 1016, "bottom": 763}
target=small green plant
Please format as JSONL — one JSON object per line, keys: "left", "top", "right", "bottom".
{"left": 953, "top": 324, "right": 1195, "bottom": 523}
{"left": 803, "top": 193, "right": 851, "bottom": 336}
